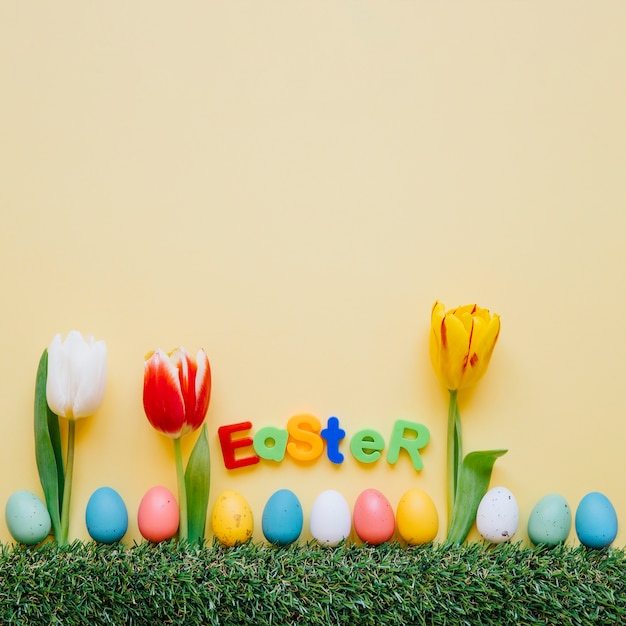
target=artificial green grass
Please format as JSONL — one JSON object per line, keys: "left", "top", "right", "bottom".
{"left": 0, "top": 540, "right": 624, "bottom": 625}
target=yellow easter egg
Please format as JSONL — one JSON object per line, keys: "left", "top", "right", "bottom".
{"left": 211, "top": 490, "right": 254, "bottom": 547}
{"left": 396, "top": 488, "right": 439, "bottom": 545}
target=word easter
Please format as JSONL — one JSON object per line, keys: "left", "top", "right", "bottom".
{"left": 217, "top": 415, "right": 430, "bottom": 471}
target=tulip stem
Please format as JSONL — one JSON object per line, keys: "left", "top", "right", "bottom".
{"left": 59, "top": 419, "right": 76, "bottom": 546}
{"left": 447, "top": 390, "right": 462, "bottom": 526}
{"left": 173, "top": 437, "right": 188, "bottom": 542}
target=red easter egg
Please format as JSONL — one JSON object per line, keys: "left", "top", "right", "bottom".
{"left": 137, "top": 486, "right": 179, "bottom": 542}
{"left": 353, "top": 488, "right": 395, "bottom": 545}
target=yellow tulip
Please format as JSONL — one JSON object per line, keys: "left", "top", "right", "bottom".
{"left": 429, "top": 301, "right": 505, "bottom": 543}
{"left": 429, "top": 301, "right": 500, "bottom": 391}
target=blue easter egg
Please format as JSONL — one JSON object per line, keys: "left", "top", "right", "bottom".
{"left": 85, "top": 487, "right": 128, "bottom": 544}
{"left": 575, "top": 492, "right": 618, "bottom": 549}
{"left": 261, "top": 489, "right": 303, "bottom": 546}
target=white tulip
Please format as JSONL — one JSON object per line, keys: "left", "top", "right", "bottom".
{"left": 46, "top": 330, "right": 107, "bottom": 419}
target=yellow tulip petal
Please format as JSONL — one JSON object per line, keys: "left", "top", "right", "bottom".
{"left": 430, "top": 301, "right": 446, "bottom": 339}
{"left": 454, "top": 304, "right": 476, "bottom": 319}
{"left": 459, "top": 310, "right": 474, "bottom": 336}
{"left": 440, "top": 313, "right": 472, "bottom": 390}
{"left": 429, "top": 301, "right": 446, "bottom": 375}
{"left": 474, "top": 306, "right": 492, "bottom": 322}
{"left": 459, "top": 313, "right": 500, "bottom": 389}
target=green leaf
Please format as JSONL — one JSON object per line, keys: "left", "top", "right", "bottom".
{"left": 33, "top": 349, "right": 64, "bottom": 540}
{"left": 185, "top": 424, "right": 211, "bottom": 544}
{"left": 446, "top": 449, "right": 507, "bottom": 544}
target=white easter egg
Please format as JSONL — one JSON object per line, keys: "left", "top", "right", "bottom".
{"left": 476, "top": 486, "right": 519, "bottom": 543}
{"left": 309, "top": 490, "right": 351, "bottom": 547}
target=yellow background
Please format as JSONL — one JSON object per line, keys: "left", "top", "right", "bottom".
{"left": 1, "top": 1, "right": 625, "bottom": 546}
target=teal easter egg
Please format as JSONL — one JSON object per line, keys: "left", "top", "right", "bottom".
{"left": 262, "top": 489, "right": 303, "bottom": 546}
{"left": 575, "top": 492, "right": 618, "bottom": 549}
{"left": 527, "top": 494, "right": 572, "bottom": 546}
{"left": 86, "top": 487, "right": 128, "bottom": 544}
{"left": 5, "top": 490, "right": 51, "bottom": 545}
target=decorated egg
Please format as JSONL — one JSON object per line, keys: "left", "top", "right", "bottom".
{"left": 309, "top": 489, "right": 351, "bottom": 547}
{"left": 211, "top": 490, "right": 254, "bottom": 546}
{"left": 137, "top": 486, "right": 179, "bottom": 543}
{"left": 85, "top": 487, "right": 128, "bottom": 544}
{"left": 476, "top": 486, "right": 519, "bottom": 543}
{"left": 262, "top": 489, "right": 303, "bottom": 546}
{"left": 353, "top": 488, "right": 395, "bottom": 545}
{"left": 396, "top": 488, "right": 439, "bottom": 545}
{"left": 5, "top": 490, "right": 51, "bottom": 546}
{"left": 575, "top": 492, "right": 618, "bottom": 549}
{"left": 527, "top": 494, "right": 571, "bottom": 546}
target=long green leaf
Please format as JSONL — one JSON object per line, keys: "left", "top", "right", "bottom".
{"left": 446, "top": 449, "right": 507, "bottom": 544}
{"left": 185, "top": 424, "right": 211, "bottom": 544}
{"left": 33, "top": 349, "right": 64, "bottom": 540}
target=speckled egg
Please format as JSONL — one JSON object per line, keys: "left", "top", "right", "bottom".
{"left": 85, "top": 487, "right": 128, "bottom": 544}
{"left": 5, "top": 490, "right": 51, "bottom": 545}
{"left": 353, "top": 488, "right": 395, "bottom": 545}
{"left": 476, "top": 486, "right": 519, "bottom": 544}
{"left": 396, "top": 488, "right": 439, "bottom": 545}
{"left": 527, "top": 494, "right": 571, "bottom": 546}
{"left": 211, "top": 490, "right": 254, "bottom": 546}
{"left": 262, "top": 489, "right": 303, "bottom": 546}
{"left": 309, "top": 489, "right": 351, "bottom": 547}
{"left": 137, "top": 486, "right": 179, "bottom": 543}
{"left": 575, "top": 492, "right": 618, "bottom": 549}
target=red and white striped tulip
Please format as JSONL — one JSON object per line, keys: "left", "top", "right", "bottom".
{"left": 143, "top": 348, "right": 211, "bottom": 439}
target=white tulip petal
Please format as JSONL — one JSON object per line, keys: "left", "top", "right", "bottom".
{"left": 195, "top": 349, "right": 209, "bottom": 397}
{"left": 73, "top": 340, "right": 107, "bottom": 418}
{"left": 66, "top": 332, "right": 91, "bottom": 409}
{"left": 46, "top": 333, "right": 69, "bottom": 417}
{"left": 45, "top": 331, "right": 107, "bottom": 420}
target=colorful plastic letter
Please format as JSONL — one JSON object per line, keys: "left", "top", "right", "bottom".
{"left": 217, "top": 421, "right": 260, "bottom": 470}
{"left": 253, "top": 426, "right": 288, "bottom": 462}
{"left": 320, "top": 416, "right": 346, "bottom": 464}
{"left": 386, "top": 419, "right": 430, "bottom": 471}
{"left": 286, "top": 414, "right": 324, "bottom": 462}
{"left": 349, "top": 429, "right": 385, "bottom": 464}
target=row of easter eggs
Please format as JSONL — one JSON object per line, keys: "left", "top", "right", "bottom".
{"left": 213, "top": 486, "right": 619, "bottom": 549}
{"left": 476, "top": 488, "right": 618, "bottom": 549}
{"left": 4, "top": 485, "right": 619, "bottom": 549}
